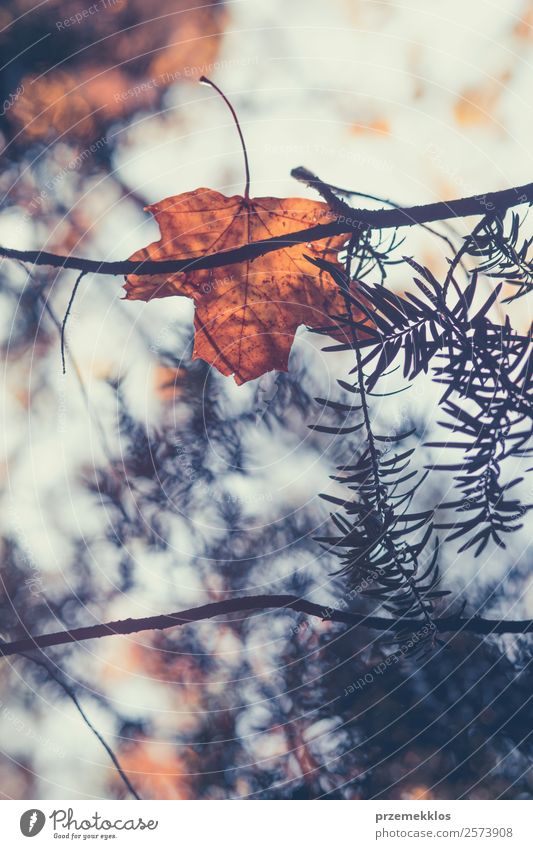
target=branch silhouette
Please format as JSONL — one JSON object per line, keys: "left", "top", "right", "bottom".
{"left": 1, "top": 595, "right": 532, "bottom": 658}
{"left": 0, "top": 178, "right": 531, "bottom": 277}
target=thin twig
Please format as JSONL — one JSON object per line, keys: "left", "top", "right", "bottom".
{"left": 20, "top": 652, "right": 141, "bottom": 800}
{"left": 61, "top": 270, "right": 86, "bottom": 374}
{"left": 16, "top": 262, "right": 114, "bottom": 460}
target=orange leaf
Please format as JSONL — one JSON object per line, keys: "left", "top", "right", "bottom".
{"left": 125, "top": 189, "right": 358, "bottom": 384}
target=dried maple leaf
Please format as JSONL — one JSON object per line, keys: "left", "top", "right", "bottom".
{"left": 125, "top": 77, "right": 364, "bottom": 384}
{"left": 125, "top": 189, "right": 355, "bottom": 384}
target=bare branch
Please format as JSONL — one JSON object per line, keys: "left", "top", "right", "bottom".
{"left": 1, "top": 595, "right": 532, "bottom": 659}
{"left": 0, "top": 179, "right": 532, "bottom": 278}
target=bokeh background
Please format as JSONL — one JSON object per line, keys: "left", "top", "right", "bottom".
{"left": 0, "top": 0, "right": 532, "bottom": 799}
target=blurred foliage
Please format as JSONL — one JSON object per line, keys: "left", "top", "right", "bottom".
{"left": 0, "top": 0, "right": 225, "bottom": 146}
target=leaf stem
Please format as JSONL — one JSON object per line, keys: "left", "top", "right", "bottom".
{"left": 200, "top": 76, "right": 251, "bottom": 200}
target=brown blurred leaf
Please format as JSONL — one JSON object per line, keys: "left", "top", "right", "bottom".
{"left": 3, "top": 0, "right": 226, "bottom": 143}
{"left": 453, "top": 71, "right": 510, "bottom": 128}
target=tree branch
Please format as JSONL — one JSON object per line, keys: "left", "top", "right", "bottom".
{"left": 0, "top": 595, "right": 532, "bottom": 658}
{"left": 0, "top": 180, "right": 531, "bottom": 278}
